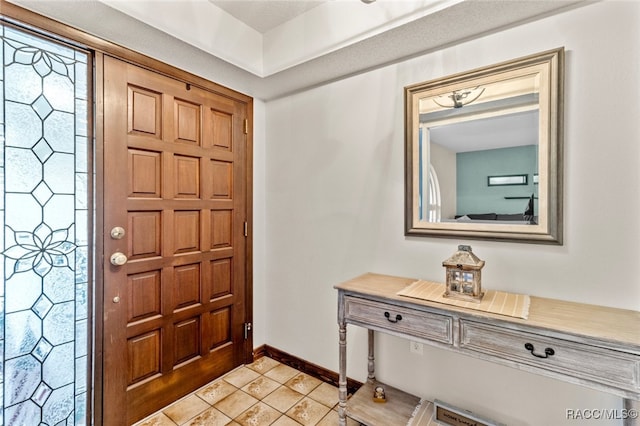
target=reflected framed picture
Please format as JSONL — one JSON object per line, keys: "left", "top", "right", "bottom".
{"left": 487, "top": 174, "right": 528, "bottom": 186}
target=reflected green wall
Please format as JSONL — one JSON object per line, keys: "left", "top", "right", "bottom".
{"left": 456, "top": 145, "right": 537, "bottom": 216}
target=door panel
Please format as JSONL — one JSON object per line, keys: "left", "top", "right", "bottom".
{"left": 102, "top": 55, "right": 249, "bottom": 425}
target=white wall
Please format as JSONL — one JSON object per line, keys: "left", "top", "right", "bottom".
{"left": 264, "top": 2, "right": 639, "bottom": 425}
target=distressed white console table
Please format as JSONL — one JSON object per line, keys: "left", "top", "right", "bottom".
{"left": 336, "top": 273, "right": 640, "bottom": 426}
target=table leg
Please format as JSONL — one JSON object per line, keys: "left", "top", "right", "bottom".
{"left": 624, "top": 398, "right": 639, "bottom": 426}
{"left": 338, "top": 321, "right": 347, "bottom": 426}
{"left": 368, "top": 329, "right": 375, "bottom": 384}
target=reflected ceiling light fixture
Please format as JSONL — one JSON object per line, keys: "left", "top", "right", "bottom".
{"left": 433, "top": 86, "right": 485, "bottom": 109}
{"left": 361, "top": 0, "right": 376, "bottom": 3}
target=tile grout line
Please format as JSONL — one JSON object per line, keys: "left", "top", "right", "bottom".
{"left": 135, "top": 357, "right": 341, "bottom": 426}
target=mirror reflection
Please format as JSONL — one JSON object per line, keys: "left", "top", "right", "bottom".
{"left": 420, "top": 75, "right": 539, "bottom": 224}
{"left": 405, "top": 48, "right": 563, "bottom": 243}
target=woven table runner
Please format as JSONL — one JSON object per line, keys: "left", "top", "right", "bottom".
{"left": 397, "top": 280, "right": 530, "bottom": 320}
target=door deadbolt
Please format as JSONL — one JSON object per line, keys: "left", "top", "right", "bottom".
{"left": 110, "top": 252, "right": 128, "bottom": 266}
{"left": 110, "top": 226, "right": 125, "bottom": 240}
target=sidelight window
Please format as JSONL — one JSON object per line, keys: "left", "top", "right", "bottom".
{"left": 0, "top": 22, "right": 90, "bottom": 425}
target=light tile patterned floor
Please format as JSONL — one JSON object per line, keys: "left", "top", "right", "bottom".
{"left": 134, "top": 357, "right": 359, "bottom": 426}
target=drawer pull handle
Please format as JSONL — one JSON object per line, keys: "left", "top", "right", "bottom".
{"left": 524, "top": 342, "right": 555, "bottom": 359}
{"left": 384, "top": 312, "right": 402, "bottom": 323}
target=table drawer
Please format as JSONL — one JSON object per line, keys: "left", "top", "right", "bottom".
{"left": 344, "top": 296, "right": 453, "bottom": 345}
{"left": 460, "top": 320, "right": 640, "bottom": 392}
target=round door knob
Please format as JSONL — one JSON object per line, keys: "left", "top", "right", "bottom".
{"left": 110, "top": 226, "right": 125, "bottom": 240}
{"left": 110, "top": 252, "right": 128, "bottom": 266}
{"left": 113, "top": 296, "right": 120, "bottom": 303}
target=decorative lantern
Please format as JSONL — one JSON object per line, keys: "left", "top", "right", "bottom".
{"left": 373, "top": 386, "right": 386, "bottom": 403}
{"left": 443, "top": 245, "right": 485, "bottom": 303}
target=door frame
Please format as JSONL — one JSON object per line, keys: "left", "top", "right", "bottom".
{"left": 0, "top": 2, "right": 254, "bottom": 424}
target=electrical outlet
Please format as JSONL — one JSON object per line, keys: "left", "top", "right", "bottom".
{"left": 409, "top": 341, "right": 424, "bottom": 355}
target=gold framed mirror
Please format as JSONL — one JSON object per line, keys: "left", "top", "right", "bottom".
{"left": 405, "top": 47, "right": 564, "bottom": 244}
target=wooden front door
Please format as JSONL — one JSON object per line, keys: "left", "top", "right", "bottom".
{"left": 101, "top": 55, "right": 251, "bottom": 425}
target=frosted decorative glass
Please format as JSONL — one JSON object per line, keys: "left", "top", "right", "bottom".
{"left": 4, "top": 273, "right": 41, "bottom": 312}
{"left": 1, "top": 23, "right": 90, "bottom": 425}
{"left": 44, "top": 153, "right": 75, "bottom": 192}
{"left": 44, "top": 111, "right": 75, "bottom": 152}
{"left": 43, "top": 74, "right": 74, "bottom": 112}
{"left": 4, "top": 65, "right": 40, "bottom": 104}
{"left": 4, "top": 147, "right": 41, "bottom": 191}
{"left": 5, "top": 102, "right": 41, "bottom": 148}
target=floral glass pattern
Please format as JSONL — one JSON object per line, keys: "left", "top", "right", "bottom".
{"left": 1, "top": 23, "right": 90, "bottom": 425}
